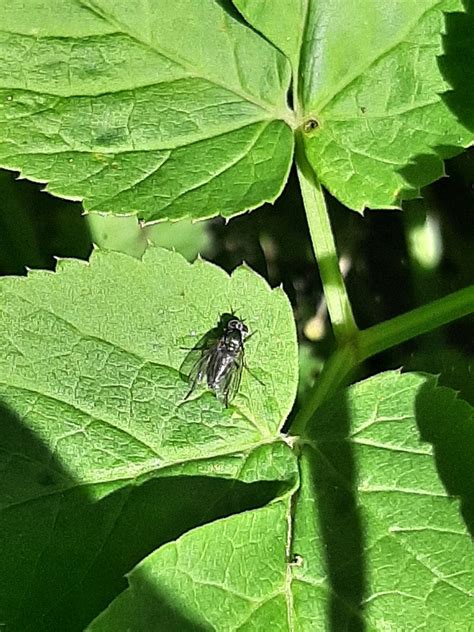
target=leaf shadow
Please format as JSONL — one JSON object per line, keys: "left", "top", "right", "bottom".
{"left": 212, "top": 0, "right": 247, "bottom": 24}
{"left": 438, "top": 0, "right": 474, "bottom": 132}
{"left": 395, "top": 1, "right": 473, "bottom": 202}
{"left": 397, "top": 144, "right": 466, "bottom": 198}
{"left": 415, "top": 379, "right": 474, "bottom": 536}
{"left": 0, "top": 399, "right": 288, "bottom": 631}
{"left": 90, "top": 566, "right": 213, "bottom": 631}
{"left": 304, "top": 370, "right": 474, "bottom": 631}
{"left": 305, "top": 388, "right": 367, "bottom": 631}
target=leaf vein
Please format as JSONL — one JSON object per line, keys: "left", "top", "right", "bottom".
{"left": 318, "top": 1, "right": 444, "bottom": 113}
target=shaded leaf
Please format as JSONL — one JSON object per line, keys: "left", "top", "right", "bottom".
{"left": 88, "top": 500, "right": 292, "bottom": 631}
{"left": 297, "top": 371, "right": 474, "bottom": 629}
{"left": 87, "top": 371, "right": 474, "bottom": 630}
{"left": 0, "top": 247, "right": 298, "bottom": 630}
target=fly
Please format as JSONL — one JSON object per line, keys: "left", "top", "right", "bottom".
{"left": 183, "top": 313, "right": 251, "bottom": 407}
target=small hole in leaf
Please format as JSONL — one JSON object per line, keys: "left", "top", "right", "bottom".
{"left": 303, "top": 119, "right": 319, "bottom": 133}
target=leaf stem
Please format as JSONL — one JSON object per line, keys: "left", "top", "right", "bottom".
{"left": 290, "top": 284, "right": 473, "bottom": 437}
{"left": 290, "top": 346, "right": 357, "bottom": 436}
{"left": 293, "top": 135, "right": 473, "bottom": 438}
{"left": 358, "top": 284, "right": 474, "bottom": 360}
{"left": 295, "top": 135, "right": 358, "bottom": 342}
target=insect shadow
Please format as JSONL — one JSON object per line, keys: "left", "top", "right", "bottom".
{"left": 179, "top": 312, "right": 262, "bottom": 407}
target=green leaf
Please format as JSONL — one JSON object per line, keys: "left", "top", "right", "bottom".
{"left": 87, "top": 500, "right": 292, "bottom": 631}
{"left": 300, "top": 0, "right": 474, "bottom": 210}
{"left": 2, "top": 1, "right": 472, "bottom": 216}
{"left": 0, "top": 0, "right": 293, "bottom": 222}
{"left": 145, "top": 218, "right": 210, "bottom": 262}
{"left": 87, "top": 371, "right": 474, "bottom": 630}
{"left": 405, "top": 348, "right": 474, "bottom": 406}
{"left": 86, "top": 213, "right": 149, "bottom": 258}
{"left": 86, "top": 213, "right": 210, "bottom": 261}
{"left": 0, "top": 247, "right": 298, "bottom": 630}
{"left": 232, "top": 0, "right": 306, "bottom": 73}
{"left": 0, "top": 246, "right": 298, "bottom": 461}
{"left": 297, "top": 371, "right": 474, "bottom": 629}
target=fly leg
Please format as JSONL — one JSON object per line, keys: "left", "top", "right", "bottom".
{"left": 242, "top": 350, "right": 265, "bottom": 387}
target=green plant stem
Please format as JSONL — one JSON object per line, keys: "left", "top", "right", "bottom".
{"left": 290, "top": 346, "right": 357, "bottom": 436}
{"left": 358, "top": 284, "right": 474, "bottom": 360}
{"left": 295, "top": 136, "right": 358, "bottom": 343}
{"left": 293, "top": 136, "right": 473, "bottom": 438}
{"left": 291, "top": 284, "right": 473, "bottom": 437}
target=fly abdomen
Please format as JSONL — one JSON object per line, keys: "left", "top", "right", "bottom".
{"left": 185, "top": 314, "right": 250, "bottom": 407}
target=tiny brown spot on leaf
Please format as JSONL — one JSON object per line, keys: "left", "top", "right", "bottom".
{"left": 303, "top": 119, "right": 319, "bottom": 133}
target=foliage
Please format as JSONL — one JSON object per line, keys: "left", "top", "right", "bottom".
{"left": 0, "top": 1, "right": 473, "bottom": 630}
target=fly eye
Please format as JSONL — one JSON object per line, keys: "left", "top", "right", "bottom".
{"left": 228, "top": 317, "right": 247, "bottom": 334}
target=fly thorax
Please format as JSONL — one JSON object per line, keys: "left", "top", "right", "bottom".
{"left": 225, "top": 333, "right": 242, "bottom": 353}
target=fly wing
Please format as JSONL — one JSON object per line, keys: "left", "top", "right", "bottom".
{"left": 215, "top": 348, "right": 244, "bottom": 407}
{"left": 180, "top": 323, "right": 222, "bottom": 384}
{"left": 184, "top": 344, "right": 215, "bottom": 400}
